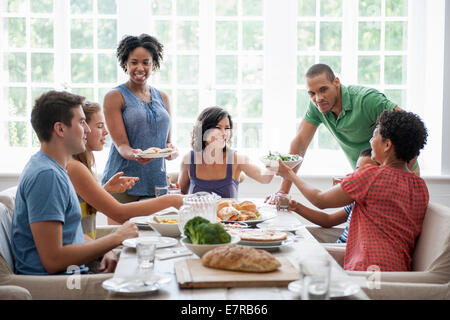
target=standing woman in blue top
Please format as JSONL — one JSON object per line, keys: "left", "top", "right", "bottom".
{"left": 102, "top": 34, "right": 177, "bottom": 223}
{"left": 178, "top": 107, "right": 274, "bottom": 199}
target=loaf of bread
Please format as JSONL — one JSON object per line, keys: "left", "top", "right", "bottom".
{"left": 201, "top": 244, "right": 281, "bottom": 272}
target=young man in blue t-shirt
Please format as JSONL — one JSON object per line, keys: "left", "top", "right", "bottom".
{"left": 11, "top": 90, "right": 138, "bottom": 275}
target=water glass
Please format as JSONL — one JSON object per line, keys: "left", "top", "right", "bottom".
{"left": 275, "top": 194, "right": 291, "bottom": 211}
{"left": 155, "top": 186, "right": 168, "bottom": 197}
{"left": 136, "top": 240, "right": 156, "bottom": 269}
{"left": 299, "top": 256, "right": 331, "bottom": 300}
{"left": 178, "top": 205, "right": 194, "bottom": 236}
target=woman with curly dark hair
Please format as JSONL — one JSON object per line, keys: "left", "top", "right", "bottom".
{"left": 276, "top": 109, "right": 429, "bottom": 272}
{"left": 101, "top": 34, "right": 178, "bottom": 224}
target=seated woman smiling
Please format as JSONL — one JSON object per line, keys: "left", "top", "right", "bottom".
{"left": 178, "top": 106, "right": 274, "bottom": 199}
{"left": 276, "top": 110, "right": 429, "bottom": 271}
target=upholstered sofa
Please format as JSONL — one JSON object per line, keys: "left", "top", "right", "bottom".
{"left": 319, "top": 202, "right": 450, "bottom": 299}
{"left": 0, "top": 186, "right": 115, "bottom": 300}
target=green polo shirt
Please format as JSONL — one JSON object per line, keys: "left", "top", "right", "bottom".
{"left": 304, "top": 84, "right": 397, "bottom": 169}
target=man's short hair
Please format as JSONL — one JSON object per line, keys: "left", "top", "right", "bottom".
{"left": 31, "top": 90, "right": 85, "bottom": 142}
{"left": 305, "top": 63, "right": 336, "bottom": 82}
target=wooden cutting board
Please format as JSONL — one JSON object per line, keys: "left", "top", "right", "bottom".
{"left": 175, "top": 257, "right": 299, "bottom": 288}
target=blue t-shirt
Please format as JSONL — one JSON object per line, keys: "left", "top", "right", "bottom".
{"left": 11, "top": 152, "right": 87, "bottom": 275}
{"left": 336, "top": 203, "right": 354, "bottom": 244}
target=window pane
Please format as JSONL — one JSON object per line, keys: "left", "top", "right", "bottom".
{"left": 216, "top": 21, "right": 238, "bottom": 50}
{"left": 9, "top": 121, "right": 27, "bottom": 147}
{"left": 298, "top": 0, "right": 316, "bottom": 16}
{"left": 32, "top": 130, "right": 40, "bottom": 147}
{"left": 242, "top": 123, "right": 262, "bottom": 148}
{"left": 177, "top": 21, "right": 199, "bottom": 50}
{"left": 71, "top": 54, "right": 93, "bottom": 83}
{"left": 177, "top": 90, "right": 198, "bottom": 118}
{"left": 98, "top": 0, "right": 117, "bottom": 14}
{"left": 242, "top": 21, "right": 263, "bottom": 50}
{"left": 31, "top": 53, "right": 54, "bottom": 82}
{"left": 71, "top": 0, "right": 93, "bottom": 14}
{"left": 156, "top": 55, "right": 172, "bottom": 84}
{"left": 386, "top": 0, "right": 408, "bottom": 17}
{"left": 297, "top": 55, "right": 314, "bottom": 84}
{"left": 155, "top": 21, "right": 173, "bottom": 51}
{"left": 320, "top": 0, "right": 342, "bottom": 17}
{"left": 177, "top": 0, "right": 199, "bottom": 16}
{"left": 32, "top": 87, "right": 52, "bottom": 102}
{"left": 31, "top": 0, "right": 53, "bottom": 13}
{"left": 384, "top": 55, "right": 406, "bottom": 84}
{"left": 358, "top": 22, "right": 380, "bottom": 51}
{"left": 71, "top": 19, "right": 93, "bottom": 49}
{"left": 384, "top": 89, "right": 406, "bottom": 108}
{"left": 318, "top": 125, "right": 339, "bottom": 149}
{"left": 216, "top": 0, "right": 238, "bottom": 16}
{"left": 216, "top": 55, "right": 237, "bottom": 84}
{"left": 358, "top": 0, "right": 381, "bottom": 17}
{"left": 318, "top": 56, "right": 341, "bottom": 75}
{"left": 297, "top": 22, "right": 315, "bottom": 51}
{"left": 7, "top": 0, "right": 27, "bottom": 13}
{"left": 358, "top": 56, "right": 379, "bottom": 84}
{"left": 6, "top": 53, "right": 27, "bottom": 82}
{"left": 98, "top": 19, "right": 117, "bottom": 49}
{"left": 216, "top": 90, "right": 238, "bottom": 118}
{"left": 177, "top": 55, "right": 199, "bottom": 84}
{"left": 242, "top": 55, "right": 263, "bottom": 85}
{"left": 385, "top": 21, "right": 407, "bottom": 51}
{"left": 6, "top": 87, "right": 27, "bottom": 117}
{"left": 242, "top": 89, "right": 262, "bottom": 118}
{"left": 297, "top": 89, "right": 310, "bottom": 118}
{"left": 7, "top": 18, "right": 26, "bottom": 48}
{"left": 152, "top": 0, "right": 172, "bottom": 15}
{"left": 242, "top": 0, "right": 263, "bottom": 16}
{"left": 98, "top": 87, "right": 111, "bottom": 104}
{"left": 72, "top": 88, "right": 94, "bottom": 101}
{"left": 320, "top": 22, "right": 341, "bottom": 51}
{"left": 98, "top": 54, "right": 117, "bottom": 83}
{"left": 31, "top": 18, "right": 54, "bottom": 48}
{"left": 176, "top": 123, "right": 193, "bottom": 149}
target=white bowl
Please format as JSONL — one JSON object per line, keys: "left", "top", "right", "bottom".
{"left": 147, "top": 214, "right": 181, "bottom": 238}
{"left": 181, "top": 235, "right": 240, "bottom": 257}
{"left": 260, "top": 155, "right": 303, "bottom": 171}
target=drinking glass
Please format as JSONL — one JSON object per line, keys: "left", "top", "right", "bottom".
{"left": 178, "top": 205, "right": 194, "bottom": 236}
{"left": 155, "top": 186, "right": 168, "bottom": 197}
{"left": 299, "top": 256, "right": 331, "bottom": 300}
{"left": 275, "top": 194, "right": 291, "bottom": 211}
{"left": 136, "top": 240, "right": 156, "bottom": 269}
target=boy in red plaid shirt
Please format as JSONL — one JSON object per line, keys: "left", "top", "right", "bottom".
{"left": 276, "top": 110, "right": 428, "bottom": 271}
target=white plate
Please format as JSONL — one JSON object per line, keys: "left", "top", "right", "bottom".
{"left": 257, "top": 220, "right": 302, "bottom": 232}
{"left": 122, "top": 236, "right": 178, "bottom": 249}
{"left": 102, "top": 275, "right": 171, "bottom": 295}
{"left": 136, "top": 151, "right": 175, "bottom": 159}
{"left": 239, "top": 236, "right": 294, "bottom": 252}
{"left": 288, "top": 279, "right": 360, "bottom": 298}
{"left": 129, "top": 216, "right": 151, "bottom": 225}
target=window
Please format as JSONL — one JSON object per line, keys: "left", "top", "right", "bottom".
{"left": 0, "top": 0, "right": 447, "bottom": 176}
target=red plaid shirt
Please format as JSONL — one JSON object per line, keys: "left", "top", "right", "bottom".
{"left": 341, "top": 165, "right": 429, "bottom": 271}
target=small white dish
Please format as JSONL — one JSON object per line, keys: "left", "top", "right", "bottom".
{"left": 102, "top": 275, "right": 171, "bottom": 295}
{"left": 239, "top": 236, "right": 294, "bottom": 252}
{"left": 288, "top": 279, "right": 361, "bottom": 298}
{"left": 122, "top": 236, "right": 178, "bottom": 249}
{"left": 260, "top": 155, "right": 303, "bottom": 171}
{"left": 257, "top": 220, "right": 302, "bottom": 232}
{"left": 129, "top": 216, "right": 151, "bottom": 225}
{"left": 148, "top": 214, "right": 181, "bottom": 238}
{"left": 136, "top": 151, "right": 176, "bottom": 159}
{"left": 181, "top": 235, "right": 240, "bottom": 257}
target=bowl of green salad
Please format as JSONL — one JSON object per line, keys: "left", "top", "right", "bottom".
{"left": 260, "top": 151, "right": 303, "bottom": 170}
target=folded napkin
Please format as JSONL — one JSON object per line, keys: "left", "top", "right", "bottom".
{"left": 155, "top": 207, "right": 179, "bottom": 216}
{"left": 156, "top": 248, "right": 192, "bottom": 260}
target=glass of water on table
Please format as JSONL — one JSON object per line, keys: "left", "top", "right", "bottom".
{"left": 299, "top": 255, "right": 331, "bottom": 300}
{"left": 275, "top": 193, "right": 291, "bottom": 211}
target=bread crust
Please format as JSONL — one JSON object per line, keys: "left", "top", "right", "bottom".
{"left": 201, "top": 244, "right": 281, "bottom": 272}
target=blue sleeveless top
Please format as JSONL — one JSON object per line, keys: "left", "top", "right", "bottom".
{"left": 188, "top": 150, "right": 239, "bottom": 199}
{"left": 101, "top": 84, "right": 170, "bottom": 197}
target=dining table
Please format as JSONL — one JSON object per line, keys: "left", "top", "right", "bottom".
{"left": 105, "top": 199, "right": 369, "bottom": 301}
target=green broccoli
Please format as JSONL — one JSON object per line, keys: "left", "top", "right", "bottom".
{"left": 184, "top": 216, "right": 231, "bottom": 244}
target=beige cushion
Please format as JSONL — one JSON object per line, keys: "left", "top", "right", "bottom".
{"left": 413, "top": 202, "right": 450, "bottom": 277}
{"left": 0, "top": 186, "right": 17, "bottom": 218}
{"left": 0, "top": 285, "right": 32, "bottom": 300}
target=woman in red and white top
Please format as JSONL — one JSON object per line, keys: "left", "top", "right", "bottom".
{"left": 276, "top": 110, "right": 429, "bottom": 271}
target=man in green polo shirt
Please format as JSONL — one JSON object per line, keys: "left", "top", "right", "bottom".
{"left": 273, "top": 63, "right": 418, "bottom": 197}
